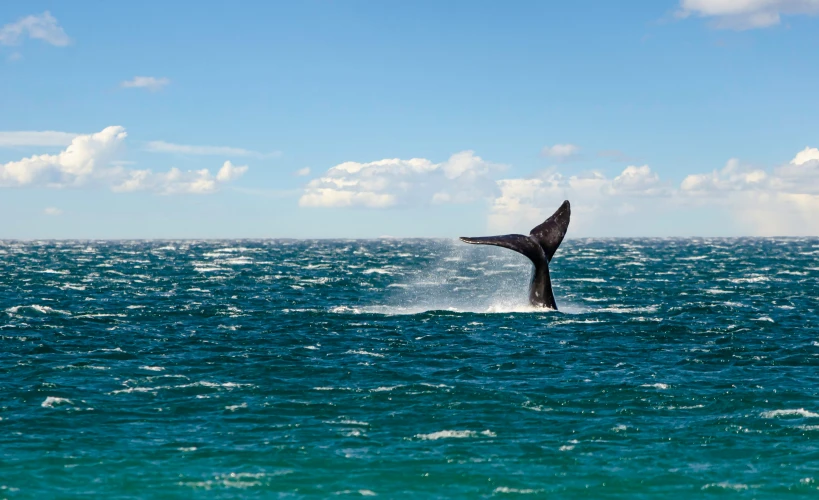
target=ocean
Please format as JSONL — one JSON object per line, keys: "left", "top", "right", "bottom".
{"left": 1, "top": 238, "right": 818, "bottom": 498}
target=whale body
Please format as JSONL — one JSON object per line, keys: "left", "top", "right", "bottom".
{"left": 460, "top": 200, "right": 571, "bottom": 310}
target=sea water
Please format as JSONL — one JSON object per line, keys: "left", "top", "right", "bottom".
{"left": 1, "top": 238, "right": 818, "bottom": 497}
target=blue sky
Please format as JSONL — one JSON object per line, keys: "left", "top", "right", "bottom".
{"left": 1, "top": 1, "right": 818, "bottom": 238}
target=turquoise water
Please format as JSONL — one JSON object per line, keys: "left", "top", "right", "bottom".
{"left": 2, "top": 238, "right": 819, "bottom": 498}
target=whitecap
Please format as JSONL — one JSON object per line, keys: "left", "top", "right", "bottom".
{"left": 761, "top": 409, "right": 819, "bottom": 418}
{"left": 42, "top": 397, "right": 72, "bottom": 408}
{"left": 345, "top": 350, "right": 385, "bottom": 358}
{"left": 493, "top": 487, "right": 543, "bottom": 494}
{"left": 701, "top": 482, "right": 748, "bottom": 491}
{"left": 414, "top": 429, "right": 493, "bottom": 440}
{"left": 362, "top": 268, "right": 393, "bottom": 275}
{"left": 7, "top": 305, "right": 71, "bottom": 316}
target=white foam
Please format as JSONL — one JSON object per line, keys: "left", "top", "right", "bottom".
{"left": 701, "top": 483, "right": 748, "bottom": 491}
{"left": 346, "top": 350, "right": 385, "bottom": 358}
{"left": 7, "top": 305, "right": 70, "bottom": 316}
{"left": 761, "top": 409, "right": 819, "bottom": 418}
{"left": 641, "top": 383, "right": 669, "bottom": 389}
{"left": 140, "top": 366, "right": 164, "bottom": 372}
{"left": 493, "top": 487, "right": 543, "bottom": 494}
{"left": 42, "top": 397, "right": 72, "bottom": 408}
{"left": 371, "top": 385, "right": 402, "bottom": 392}
{"left": 414, "top": 429, "right": 494, "bottom": 440}
{"left": 363, "top": 268, "right": 394, "bottom": 275}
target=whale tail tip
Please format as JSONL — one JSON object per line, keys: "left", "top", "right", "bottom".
{"left": 459, "top": 200, "right": 570, "bottom": 262}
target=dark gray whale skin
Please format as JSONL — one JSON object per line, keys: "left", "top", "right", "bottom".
{"left": 460, "top": 200, "right": 571, "bottom": 310}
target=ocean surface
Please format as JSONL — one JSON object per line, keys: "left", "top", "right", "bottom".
{"left": 1, "top": 238, "right": 818, "bottom": 498}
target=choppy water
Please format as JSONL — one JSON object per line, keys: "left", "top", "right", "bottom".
{"left": 2, "top": 238, "right": 819, "bottom": 498}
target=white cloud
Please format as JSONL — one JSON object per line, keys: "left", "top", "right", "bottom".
{"left": 541, "top": 144, "right": 580, "bottom": 160}
{"left": 299, "top": 151, "right": 504, "bottom": 208}
{"left": 121, "top": 76, "right": 170, "bottom": 91}
{"left": 611, "top": 165, "right": 665, "bottom": 196}
{"left": 0, "top": 131, "right": 78, "bottom": 147}
{"left": 215, "top": 161, "right": 248, "bottom": 182}
{"left": 145, "top": 140, "right": 277, "bottom": 158}
{"left": 487, "top": 165, "right": 665, "bottom": 233}
{"left": 0, "top": 11, "right": 70, "bottom": 47}
{"left": 294, "top": 167, "right": 311, "bottom": 176}
{"left": 679, "top": 150, "right": 819, "bottom": 235}
{"left": 43, "top": 207, "right": 62, "bottom": 216}
{"left": 0, "top": 126, "right": 248, "bottom": 194}
{"left": 677, "top": 0, "right": 819, "bottom": 29}
{"left": 0, "top": 126, "right": 127, "bottom": 187}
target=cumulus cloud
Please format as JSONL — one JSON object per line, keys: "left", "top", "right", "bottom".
{"left": 0, "top": 126, "right": 248, "bottom": 194}
{"left": 145, "top": 140, "right": 277, "bottom": 158}
{"left": 121, "top": 76, "right": 170, "bottom": 91}
{"left": 299, "top": 151, "right": 504, "bottom": 208}
{"left": 541, "top": 144, "right": 580, "bottom": 161}
{"left": 677, "top": 0, "right": 819, "bottom": 29}
{"left": 680, "top": 147, "right": 819, "bottom": 234}
{"left": 299, "top": 144, "right": 819, "bottom": 236}
{"left": 0, "top": 130, "right": 78, "bottom": 147}
{"left": 294, "top": 167, "right": 311, "bottom": 176}
{"left": 488, "top": 165, "right": 665, "bottom": 233}
{"left": 0, "top": 11, "right": 70, "bottom": 46}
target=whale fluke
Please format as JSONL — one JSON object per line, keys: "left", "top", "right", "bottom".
{"left": 460, "top": 200, "right": 571, "bottom": 309}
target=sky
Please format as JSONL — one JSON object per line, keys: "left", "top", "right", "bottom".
{"left": 1, "top": 0, "right": 818, "bottom": 239}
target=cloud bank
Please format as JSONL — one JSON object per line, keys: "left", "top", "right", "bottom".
{"left": 0, "top": 126, "right": 248, "bottom": 194}
{"left": 301, "top": 146, "right": 819, "bottom": 236}
{"left": 299, "top": 151, "right": 504, "bottom": 208}
{"left": 677, "top": 0, "right": 819, "bottom": 29}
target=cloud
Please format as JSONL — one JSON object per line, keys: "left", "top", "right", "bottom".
{"left": 0, "top": 126, "right": 248, "bottom": 194}
{"left": 487, "top": 165, "right": 665, "bottom": 233}
{"left": 541, "top": 144, "right": 580, "bottom": 161}
{"left": 677, "top": 0, "right": 819, "bottom": 29}
{"left": 121, "top": 76, "right": 170, "bottom": 91}
{"left": 43, "top": 207, "right": 62, "bottom": 216}
{"left": 0, "top": 130, "right": 78, "bottom": 147}
{"left": 294, "top": 167, "right": 311, "bottom": 176}
{"left": 0, "top": 11, "right": 70, "bottom": 47}
{"left": 215, "top": 161, "right": 248, "bottom": 182}
{"left": 145, "top": 140, "right": 278, "bottom": 158}
{"left": 299, "top": 151, "right": 504, "bottom": 208}
{"left": 679, "top": 147, "right": 819, "bottom": 234}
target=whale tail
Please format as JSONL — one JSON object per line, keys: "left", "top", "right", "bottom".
{"left": 459, "top": 200, "right": 571, "bottom": 309}
{"left": 459, "top": 200, "right": 570, "bottom": 264}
